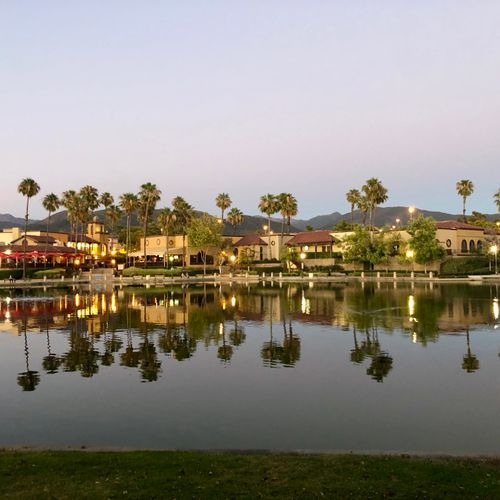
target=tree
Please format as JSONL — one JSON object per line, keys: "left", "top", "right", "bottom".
{"left": 61, "top": 190, "right": 79, "bottom": 256}
{"left": 156, "top": 207, "right": 177, "bottom": 268}
{"left": 494, "top": 188, "right": 500, "bottom": 213}
{"left": 462, "top": 329, "right": 479, "bottom": 373}
{"left": 361, "top": 178, "right": 388, "bottom": 229}
{"left": 119, "top": 193, "right": 138, "bottom": 267}
{"left": 79, "top": 185, "right": 100, "bottom": 232}
{"left": 106, "top": 205, "right": 122, "bottom": 236}
{"left": 258, "top": 194, "right": 279, "bottom": 259}
{"left": 187, "top": 214, "right": 222, "bottom": 275}
{"left": 407, "top": 215, "right": 445, "bottom": 271}
{"left": 138, "top": 183, "right": 161, "bottom": 268}
{"left": 456, "top": 179, "right": 474, "bottom": 220}
{"left": 278, "top": 193, "right": 298, "bottom": 235}
{"left": 215, "top": 193, "right": 232, "bottom": 221}
{"left": 100, "top": 192, "right": 114, "bottom": 231}
{"left": 226, "top": 207, "right": 243, "bottom": 234}
{"left": 42, "top": 193, "right": 60, "bottom": 268}
{"left": 17, "top": 178, "right": 40, "bottom": 279}
{"left": 342, "top": 226, "right": 388, "bottom": 269}
{"left": 172, "top": 196, "right": 194, "bottom": 268}
{"left": 346, "top": 189, "right": 361, "bottom": 225}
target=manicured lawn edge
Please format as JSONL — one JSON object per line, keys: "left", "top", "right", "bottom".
{"left": 2, "top": 450, "right": 500, "bottom": 498}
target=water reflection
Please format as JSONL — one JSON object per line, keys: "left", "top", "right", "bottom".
{"left": 0, "top": 282, "right": 499, "bottom": 391}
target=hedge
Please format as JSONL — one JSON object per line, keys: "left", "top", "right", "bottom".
{"left": 440, "top": 256, "right": 493, "bottom": 276}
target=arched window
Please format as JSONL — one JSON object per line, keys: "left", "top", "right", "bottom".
{"left": 477, "top": 240, "right": 483, "bottom": 253}
{"left": 461, "top": 239, "right": 468, "bottom": 253}
{"left": 469, "top": 240, "right": 475, "bottom": 253}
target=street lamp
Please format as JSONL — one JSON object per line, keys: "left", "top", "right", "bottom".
{"left": 408, "top": 206, "right": 415, "bottom": 221}
{"left": 490, "top": 245, "right": 498, "bottom": 274}
{"left": 396, "top": 218, "right": 401, "bottom": 227}
{"left": 300, "top": 252, "right": 306, "bottom": 272}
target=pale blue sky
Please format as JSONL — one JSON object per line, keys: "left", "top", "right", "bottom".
{"left": 1, "top": 1, "right": 499, "bottom": 219}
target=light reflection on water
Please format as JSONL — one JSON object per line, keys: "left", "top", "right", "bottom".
{"left": 0, "top": 282, "right": 499, "bottom": 453}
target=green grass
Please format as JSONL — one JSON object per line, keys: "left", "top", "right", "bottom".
{"left": 1, "top": 451, "right": 500, "bottom": 498}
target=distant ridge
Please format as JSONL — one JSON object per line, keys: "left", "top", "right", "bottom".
{"left": 0, "top": 207, "right": 497, "bottom": 234}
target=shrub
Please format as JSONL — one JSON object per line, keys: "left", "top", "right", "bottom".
{"left": 32, "top": 268, "right": 67, "bottom": 278}
{"left": 440, "top": 256, "right": 493, "bottom": 276}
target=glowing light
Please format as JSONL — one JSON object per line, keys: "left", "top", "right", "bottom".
{"left": 412, "top": 332, "right": 417, "bottom": 343}
{"left": 300, "top": 252, "right": 306, "bottom": 260}
{"left": 408, "top": 295, "right": 415, "bottom": 316}
{"left": 75, "top": 293, "right": 80, "bottom": 307}
{"left": 230, "top": 255, "right": 236, "bottom": 263}
{"left": 406, "top": 249, "right": 414, "bottom": 259}
{"left": 111, "top": 293, "right": 117, "bottom": 313}
{"left": 219, "top": 323, "right": 224, "bottom": 335}
{"left": 494, "top": 298, "right": 499, "bottom": 321}
{"left": 230, "top": 296, "right": 236, "bottom": 307}
{"left": 301, "top": 292, "right": 310, "bottom": 315}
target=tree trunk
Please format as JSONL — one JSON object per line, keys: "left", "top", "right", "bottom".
{"left": 166, "top": 227, "right": 170, "bottom": 269}
{"left": 143, "top": 202, "right": 149, "bottom": 269}
{"left": 268, "top": 215, "right": 272, "bottom": 260}
{"left": 44, "top": 211, "right": 51, "bottom": 269}
{"left": 125, "top": 213, "right": 130, "bottom": 268}
{"left": 22, "top": 196, "right": 29, "bottom": 280}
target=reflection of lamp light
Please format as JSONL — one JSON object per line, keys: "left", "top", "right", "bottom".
{"left": 493, "top": 298, "right": 499, "bottom": 321}
{"left": 231, "top": 296, "right": 236, "bottom": 307}
{"left": 408, "top": 295, "right": 415, "bottom": 316}
{"left": 490, "top": 245, "right": 498, "bottom": 274}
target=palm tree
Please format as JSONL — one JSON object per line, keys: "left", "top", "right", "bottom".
{"left": 346, "top": 189, "right": 361, "bottom": 225}
{"left": 226, "top": 207, "right": 243, "bottom": 234}
{"left": 456, "top": 179, "right": 474, "bottom": 220}
{"left": 493, "top": 188, "right": 500, "bottom": 213}
{"left": 156, "top": 207, "right": 177, "bottom": 268}
{"left": 119, "top": 193, "right": 138, "bottom": 267}
{"left": 462, "top": 328, "right": 479, "bottom": 373}
{"left": 215, "top": 193, "right": 232, "bottom": 221}
{"left": 357, "top": 195, "right": 370, "bottom": 226}
{"left": 138, "top": 183, "right": 162, "bottom": 268}
{"left": 61, "top": 190, "right": 79, "bottom": 256}
{"left": 106, "top": 205, "right": 122, "bottom": 236}
{"left": 17, "top": 178, "right": 40, "bottom": 279}
{"left": 278, "top": 193, "right": 298, "bottom": 235}
{"left": 172, "top": 196, "right": 194, "bottom": 268}
{"left": 361, "top": 178, "right": 388, "bottom": 229}
{"left": 42, "top": 193, "right": 60, "bottom": 268}
{"left": 259, "top": 194, "right": 279, "bottom": 259}
{"left": 100, "top": 192, "right": 114, "bottom": 231}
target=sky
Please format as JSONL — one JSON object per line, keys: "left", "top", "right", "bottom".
{"left": 1, "top": 1, "right": 500, "bottom": 220}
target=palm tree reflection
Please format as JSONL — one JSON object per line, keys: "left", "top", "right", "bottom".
{"left": 462, "top": 328, "right": 480, "bottom": 373}
{"left": 17, "top": 306, "right": 40, "bottom": 392}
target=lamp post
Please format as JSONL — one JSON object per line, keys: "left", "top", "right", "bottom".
{"left": 491, "top": 245, "right": 498, "bottom": 275}
{"left": 408, "top": 206, "right": 415, "bottom": 222}
{"left": 300, "top": 252, "right": 306, "bottom": 274}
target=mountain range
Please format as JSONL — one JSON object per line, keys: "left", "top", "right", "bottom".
{"left": 1, "top": 207, "right": 497, "bottom": 234}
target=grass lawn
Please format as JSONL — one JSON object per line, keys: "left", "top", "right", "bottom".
{"left": 1, "top": 450, "right": 500, "bottom": 499}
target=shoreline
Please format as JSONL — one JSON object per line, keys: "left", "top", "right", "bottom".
{"left": 0, "top": 274, "right": 499, "bottom": 289}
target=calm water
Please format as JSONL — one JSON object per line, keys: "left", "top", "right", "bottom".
{"left": 1, "top": 282, "right": 499, "bottom": 453}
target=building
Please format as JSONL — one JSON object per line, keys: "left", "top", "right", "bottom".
{"left": 435, "top": 221, "right": 486, "bottom": 255}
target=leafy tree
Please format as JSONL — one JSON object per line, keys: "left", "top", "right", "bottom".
{"left": 119, "top": 192, "right": 138, "bottom": 267}
{"left": 42, "top": 193, "right": 60, "bottom": 268}
{"left": 100, "top": 192, "right": 114, "bottom": 230}
{"left": 277, "top": 193, "right": 298, "bottom": 235}
{"left": 172, "top": 196, "right": 194, "bottom": 268}
{"left": 187, "top": 214, "right": 222, "bottom": 275}
{"left": 494, "top": 188, "right": 500, "bottom": 213}
{"left": 407, "top": 215, "right": 445, "bottom": 270}
{"left": 361, "top": 178, "right": 388, "bottom": 229}
{"left": 18, "top": 177, "right": 40, "bottom": 279}
{"left": 259, "top": 194, "right": 279, "bottom": 258}
{"left": 226, "top": 207, "right": 243, "bottom": 234}
{"left": 106, "top": 205, "right": 122, "bottom": 236}
{"left": 456, "top": 179, "right": 474, "bottom": 220}
{"left": 342, "top": 226, "right": 388, "bottom": 269}
{"left": 346, "top": 189, "right": 361, "bottom": 225}
{"left": 156, "top": 207, "right": 177, "bottom": 267}
{"left": 138, "top": 183, "right": 161, "bottom": 267}
{"left": 215, "top": 193, "right": 232, "bottom": 221}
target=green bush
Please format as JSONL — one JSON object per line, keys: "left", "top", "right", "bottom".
{"left": 0, "top": 269, "right": 38, "bottom": 280}
{"left": 32, "top": 268, "right": 67, "bottom": 278}
{"left": 440, "top": 256, "right": 493, "bottom": 276}
{"left": 122, "top": 266, "right": 219, "bottom": 277}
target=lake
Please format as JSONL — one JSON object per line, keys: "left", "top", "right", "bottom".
{"left": 1, "top": 281, "right": 499, "bottom": 454}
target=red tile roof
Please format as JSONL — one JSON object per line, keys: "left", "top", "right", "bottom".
{"left": 286, "top": 230, "right": 336, "bottom": 245}
{"left": 436, "top": 221, "right": 485, "bottom": 231}
{"left": 234, "top": 234, "right": 268, "bottom": 247}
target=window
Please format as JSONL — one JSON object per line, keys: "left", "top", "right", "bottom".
{"left": 461, "top": 240, "right": 468, "bottom": 253}
{"left": 469, "top": 240, "right": 475, "bottom": 253}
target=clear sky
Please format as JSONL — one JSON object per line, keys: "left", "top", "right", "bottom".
{"left": 1, "top": 1, "right": 499, "bottom": 219}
